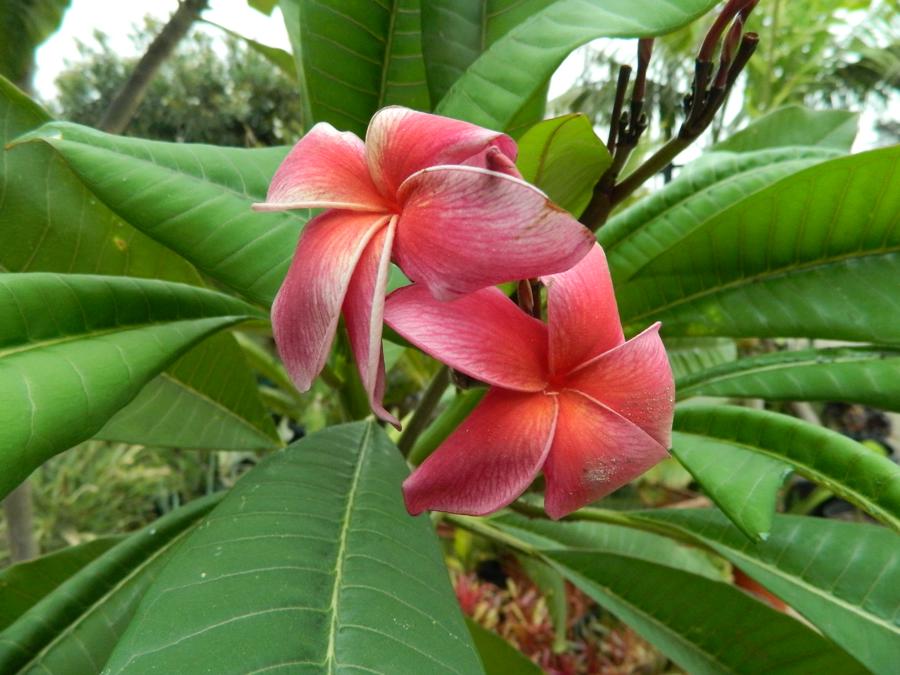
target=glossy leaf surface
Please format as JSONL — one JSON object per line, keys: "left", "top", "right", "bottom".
{"left": 15, "top": 122, "right": 307, "bottom": 306}
{"left": 637, "top": 509, "right": 900, "bottom": 675}
{"left": 104, "top": 422, "right": 482, "bottom": 674}
{"left": 96, "top": 332, "right": 281, "bottom": 450}
{"left": 677, "top": 345, "right": 900, "bottom": 411}
{"left": 516, "top": 113, "right": 610, "bottom": 217}
{"left": 674, "top": 405, "right": 900, "bottom": 532}
{"left": 0, "top": 496, "right": 220, "bottom": 674}
{"left": 712, "top": 106, "right": 858, "bottom": 153}
{"left": 615, "top": 147, "right": 900, "bottom": 344}
{"left": 436, "top": 0, "right": 720, "bottom": 129}
{"left": 280, "top": 0, "right": 429, "bottom": 136}
{"left": 0, "top": 273, "right": 262, "bottom": 499}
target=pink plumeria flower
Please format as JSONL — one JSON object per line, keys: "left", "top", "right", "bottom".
{"left": 384, "top": 245, "right": 675, "bottom": 519}
{"left": 253, "top": 107, "right": 594, "bottom": 426}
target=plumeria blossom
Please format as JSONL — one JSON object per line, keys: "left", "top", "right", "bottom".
{"left": 384, "top": 245, "right": 674, "bottom": 519}
{"left": 253, "top": 107, "right": 594, "bottom": 426}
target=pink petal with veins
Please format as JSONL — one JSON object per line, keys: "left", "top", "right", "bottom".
{"left": 403, "top": 389, "right": 558, "bottom": 516}
{"left": 343, "top": 218, "right": 400, "bottom": 427}
{"left": 543, "top": 245, "right": 625, "bottom": 375}
{"left": 272, "top": 211, "right": 387, "bottom": 392}
{"left": 543, "top": 390, "right": 669, "bottom": 519}
{"left": 365, "top": 106, "right": 517, "bottom": 197}
{"left": 253, "top": 123, "right": 386, "bottom": 212}
{"left": 393, "top": 165, "right": 595, "bottom": 300}
{"left": 384, "top": 284, "right": 549, "bottom": 392}
{"left": 565, "top": 323, "right": 675, "bottom": 448}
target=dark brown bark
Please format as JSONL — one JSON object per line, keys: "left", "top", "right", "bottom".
{"left": 98, "top": 0, "right": 208, "bottom": 134}
{"left": 3, "top": 483, "right": 38, "bottom": 562}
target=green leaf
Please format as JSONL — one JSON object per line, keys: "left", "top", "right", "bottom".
{"left": 0, "top": 495, "right": 220, "bottom": 674}
{"left": 14, "top": 121, "right": 307, "bottom": 306}
{"left": 203, "top": 20, "right": 297, "bottom": 80}
{"left": 670, "top": 431, "right": 791, "bottom": 540}
{"left": 0, "top": 0, "right": 69, "bottom": 85}
{"left": 96, "top": 332, "right": 281, "bottom": 450}
{"left": 677, "top": 345, "right": 900, "bottom": 411}
{"left": 598, "top": 146, "right": 841, "bottom": 283}
{"left": 488, "top": 513, "right": 726, "bottom": 581}
{"left": 516, "top": 114, "right": 610, "bottom": 217}
{"left": 420, "top": 0, "right": 554, "bottom": 107}
{"left": 466, "top": 618, "right": 541, "bottom": 675}
{"left": 516, "top": 556, "right": 567, "bottom": 652}
{"left": 0, "top": 76, "right": 200, "bottom": 284}
{"left": 635, "top": 509, "right": 900, "bottom": 675}
{"left": 280, "top": 0, "right": 430, "bottom": 137}
{"left": 615, "top": 146, "right": 900, "bottom": 344}
{"left": 714, "top": 106, "right": 859, "bottom": 153}
{"left": 435, "top": 0, "right": 720, "bottom": 130}
{"left": 0, "top": 273, "right": 263, "bottom": 499}
{"left": 664, "top": 337, "right": 736, "bottom": 380}
{"left": 103, "top": 422, "right": 483, "bottom": 674}
{"left": 546, "top": 549, "right": 866, "bottom": 675}
{"left": 674, "top": 405, "right": 900, "bottom": 533}
{"left": 247, "top": 0, "right": 277, "bottom": 16}
{"left": 0, "top": 537, "right": 122, "bottom": 632}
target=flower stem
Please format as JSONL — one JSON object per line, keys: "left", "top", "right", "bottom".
{"left": 397, "top": 366, "right": 450, "bottom": 457}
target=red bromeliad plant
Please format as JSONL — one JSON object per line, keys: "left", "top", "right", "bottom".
{"left": 1, "top": 1, "right": 898, "bottom": 673}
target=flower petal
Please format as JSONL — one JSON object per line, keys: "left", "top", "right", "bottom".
{"left": 394, "top": 166, "right": 595, "bottom": 300}
{"left": 253, "top": 123, "right": 387, "bottom": 212}
{"left": 384, "top": 284, "right": 549, "bottom": 391}
{"left": 272, "top": 211, "right": 388, "bottom": 392}
{"left": 403, "top": 389, "right": 558, "bottom": 516}
{"left": 564, "top": 323, "right": 675, "bottom": 448}
{"left": 543, "top": 244, "right": 624, "bottom": 375}
{"left": 366, "top": 106, "right": 517, "bottom": 197}
{"left": 543, "top": 390, "right": 668, "bottom": 519}
{"left": 343, "top": 217, "right": 400, "bottom": 427}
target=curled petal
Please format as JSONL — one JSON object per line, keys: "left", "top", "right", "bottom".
{"left": 384, "top": 284, "right": 549, "bottom": 391}
{"left": 564, "top": 323, "right": 675, "bottom": 448}
{"left": 253, "top": 123, "right": 387, "bottom": 212}
{"left": 403, "top": 389, "right": 558, "bottom": 516}
{"left": 343, "top": 218, "right": 400, "bottom": 427}
{"left": 272, "top": 211, "right": 388, "bottom": 392}
{"left": 543, "top": 391, "right": 668, "bottom": 519}
{"left": 394, "top": 166, "right": 595, "bottom": 300}
{"left": 366, "top": 106, "right": 517, "bottom": 197}
{"left": 543, "top": 244, "right": 624, "bottom": 375}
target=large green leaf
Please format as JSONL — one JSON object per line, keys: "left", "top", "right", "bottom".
{"left": 670, "top": 431, "right": 791, "bottom": 540}
{"left": 0, "top": 537, "right": 122, "bottom": 632}
{"left": 598, "top": 146, "right": 841, "bottom": 283}
{"left": 103, "top": 422, "right": 483, "bottom": 674}
{"left": 435, "top": 0, "right": 720, "bottom": 130}
{"left": 714, "top": 106, "right": 859, "bottom": 153}
{"left": 420, "top": 0, "right": 554, "bottom": 107}
{"left": 0, "top": 0, "right": 69, "bottom": 85}
{"left": 674, "top": 405, "right": 900, "bottom": 533}
{"left": 677, "top": 345, "right": 900, "bottom": 411}
{"left": 0, "top": 495, "right": 220, "bottom": 674}
{"left": 616, "top": 147, "right": 900, "bottom": 343}
{"left": 14, "top": 122, "right": 307, "bottom": 306}
{"left": 664, "top": 337, "right": 736, "bottom": 380}
{"left": 635, "top": 509, "right": 900, "bottom": 675}
{"left": 516, "top": 113, "right": 611, "bottom": 217}
{"left": 464, "top": 514, "right": 865, "bottom": 674}
{"left": 0, "top": 77, "right": 200, "bottom": 283}
{"left": 0, "top": 273, "right": 263, "bottom": 499}
{"left": 96, "top": 332, "right": 281, "bottom": 450}
{"left": 280, "top": 0, "right": 430, "bottom": 137}
{"left": 203, "top": 20, "right": 297, "bottom": 81}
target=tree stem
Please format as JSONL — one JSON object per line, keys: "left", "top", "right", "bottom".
{"left": 397, "top": 366, "right": 450, "bottom": 457}
{"left": 3, "top": 482, "right": 37, "bottom": 562}
{"left": 99, "top": 0, "right": 208, "bottom": 134}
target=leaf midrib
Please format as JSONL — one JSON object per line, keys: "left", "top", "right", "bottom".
{"left": 324, "top": 423, "right": 373, "bottom": 674}
{"left": 624, "top": 246, "right": 900, "bottom": 324}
